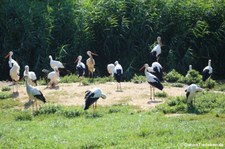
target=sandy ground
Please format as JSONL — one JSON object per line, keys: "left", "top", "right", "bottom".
{"left": 0, "top": 81, "right": 187, "bottom": 110}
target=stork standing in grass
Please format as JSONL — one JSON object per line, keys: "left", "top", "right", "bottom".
{"left": 49, "top": 55, "right": 65, "bottom": 70}
{"left": 75, "top": 55, "right": 86, "bottom": 85}
{"left": 107, "top": 63, "right": 115, "bottom": 77}
{"left": 140, "top": 64, "right": 163, "bottom": 100}
{"left": 47, "top": 66, "right": 60, "bottom": 88}
{"left": 5, "top": 51, "right": 20, "bottom": 92}
{"left": 185, "top": 84, "right": 203, "bottom": 106}
{"left": 23, "top": 65, "right": 37, "bottom": 86}
{"left": 114, "top": 61, "right": 123, "bottom": 91}
{"left": 24, "top": 72, "right": 46, "bottom": 112}
{"left": 86, "top": 51, "right": 98, "bottom": 78}
{"left": 149, "top": 36, "right": 162, "bottom": 63}
{"left": 84, "top": 87, "right": 106, "bottom": 110}
{"left": 202, "top": 59, "right": 213, "bottom": 82}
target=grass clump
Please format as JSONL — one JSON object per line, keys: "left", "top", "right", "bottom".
{"left": 171, "top": 83, "right": 184, "bottom": 88}
{"left": 15, "top": 111, "right": 32, "bottom": 121}
{"left": 131, "top": 74, "right": 146, "bottom": 84}
{"left": 61, "top": 109, "right": 83, "bottom": 118}
{"left": 0, "top": 92, "right": 12, "bottom": 99}
{"left": 34, "top": 104, "right": 61, "bottom": 116}
{"left": 200, "top": 79, "right": 217, "bottom": 89}
{"left": 60, "top": 74, "right": 80, "bottom": 83}
{"left": 181, "top": 70, "right": 202, "bottom": 85}
{"left": 165, "top": 69, "right": 183, "bottom": 83}
{"left": 1, "top": 87, "right": 11, "bottom": 92}
{"left": 155, "top": 91, "right": 168, "bottom": 98}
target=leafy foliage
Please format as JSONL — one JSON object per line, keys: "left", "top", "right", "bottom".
{"left": 164, "top": 69, "right": 183, "bottom": 83}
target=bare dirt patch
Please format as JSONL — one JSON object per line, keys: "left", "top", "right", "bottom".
{"left": 0, "top": 81, "right": 187, "bottom": 110}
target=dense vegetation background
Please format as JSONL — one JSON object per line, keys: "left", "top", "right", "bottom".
{"left": 0, "top": 0, "right": 225, "bottom": 80}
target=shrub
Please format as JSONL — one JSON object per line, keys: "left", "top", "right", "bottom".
{"left": 0, "top": 92, "right": 12, "bottom": 99}
{"left": 60, "top": 74, "right": 80, "bottom": 83}
{"left": 182, "top": 70, "right": 202, "bottom": 85}
{"left": 165, "top": 69, "right": 183, "bottom": 83}
{"left": 171, "top": 83, "right": 184, "bottom": 88}
{"left": 131, "top": 74, "right": 146, "bottom": 84}
{"left": 1, "top": 87, "right": 11, "bottom": 92}
{"left": 200, "top": 79, "right": 217, "bottom": 89}
{"left": 62, "top": 109, "right": 83, "bottom": 118}
{"left": 155, "top": 91, "right": 168, "bottom": 98}
{"left": 15, "top": 111, "right": 32, "bottom": 121}
{"left": 34, "top": 104, "right": 61, "bottom": 116}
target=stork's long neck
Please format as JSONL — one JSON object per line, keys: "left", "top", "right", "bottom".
{"left": 208, "top": 60, "right": 211, "bottom": 67}
{"left": 144, "top": 67, "right": 148, "bottom": 76}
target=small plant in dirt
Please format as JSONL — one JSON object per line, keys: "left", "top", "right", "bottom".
{"left": 171, "top": 83, "right": 184, "bottom": 88}
{"left": 1, "top": 86, "right": 11, "bottom": 92}
{"left": 131, "top": 74, "right": 146, "bottom": 84}
{"left": 165, "top": 69, "right": 183, "bottom": 83}
{"left": 61, "top": 109, "right": 83, "bottom": 118}
{"left": 15, "top": 111, "right": 32, "bottom": 121}
{"left": 155, "top": 91, "right": 168, "bottom": 98}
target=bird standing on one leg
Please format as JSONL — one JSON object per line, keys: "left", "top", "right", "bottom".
{"left": 75, "top": 55, "right": 86, "bottom": 86}
{"left": 84, "top": 88, "right": 106, "bottom": 111}
{"left": 86, "top": 51, "right": 98, "bottom": 78}
{"left": 113, "top": 61, "right": 123, "bottom": 92}
{"left": 185, "top": 84, "right": 203, "bottom": 106}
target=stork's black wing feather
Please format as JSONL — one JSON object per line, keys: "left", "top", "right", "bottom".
{"left": 34, "top": 91, "right": 46, "bottom": 103}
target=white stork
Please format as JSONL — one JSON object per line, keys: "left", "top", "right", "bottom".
{"left": 114, "top": 61, "right": 123, "bottom": 91}
{"left": 47, "top": 66, "right": 60, "bottom": 88}
{"left": 86, "top": 51, "right": 98, "bottom": 78}
{"left": 140, "top": 64, "right": 163, "bottom": 100}
{"left": 5, "top": 51, "right": 20, "bottom": 92}
{"left": 75, "top": 55, "right": 86, "bottom": 85}
{"left": 84, "top": 87, "right": 106, "bottom": 110}
{"left": 202, "top": 59, "right": 213, "bottom": 81}
{"left": 49, "top": 55, "right": 65, "bottom": 70}
{"left": 149, "top": 36, "right": 162, "bottom": 62}
{"left": 185, "top": 84, "right": 203, "bottom": 106}
{"left": 107, "top": 63, "right": 115, "bottom": 77}
{"left": 24, "top": 73, "right": 46, "bottom": 112}
{"left": 23, "top": 65, "right": 37, "bottom": 86}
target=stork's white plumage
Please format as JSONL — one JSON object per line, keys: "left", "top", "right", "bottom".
{"left": 23, "top": 65, "right": 37, "bottom": 86}
{"left": 84, "top": 87, "right": 106, "bottom": 110}
{"left": 185, "top": 84, "right": 203, "bottom": 105}
{"left": 150, "top": 62, "right": 163, "bottom": 81}
{"left": 113, "top": 61, "right": 123, "bottom": 91}
{"left": 47, "top": 66, "right": 60, "bottom": 88}
{"left": 24, "top": 73, "right": 46, "bottom": 112}
{"left": 202, "top": 59, "right": 213, "bottom": 81}
{"left": 107, "top": 63, "right": 115, "bottom": 77}
{"left": 49, "top": 55, "right": 64, "bottom": 70}
{"left": 5, "top": 51, "right": 20, "bottom": 92}
{"left": 140, "top": 64, "right": 163, "bottom": 100}
{"left": 86, "top": 51, "right": 98, "bottom": 78}
{"left": 76, "top": 56, "right": 86, "bottom": 77}
{"left": 149, "top": 36, "right": 162, "bottom": 62}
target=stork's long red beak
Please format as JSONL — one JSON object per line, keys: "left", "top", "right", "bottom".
{"left": 139, "top": 65, "right": 145, "bottom": 71}
{"left": 5, "top": 53, "right": 10, "bottom": 59}
{"left": 91, "top": 52, "right": 98, "bottom": 56}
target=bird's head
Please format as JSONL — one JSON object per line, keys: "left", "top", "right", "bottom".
{"left": 5, "top": 51, "right": 13, "bottom": 59}
{"left": 114, "top": 61, "right": 118, "bottom": 65}
{"left": 139, "top": 64, "right": 149, "bottom": 71}
{"left": 87, "top": 51, "right": 98, "bottom": 56}
{"left": 75, "top": 55, "right": 82, "bottom": 63}
{"left": 49, "top": 55, "right": 52, "bottom": 59}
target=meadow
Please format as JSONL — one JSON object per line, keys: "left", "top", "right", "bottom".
{"left": 0, "top": 76, "right": 224, "bottom": 148}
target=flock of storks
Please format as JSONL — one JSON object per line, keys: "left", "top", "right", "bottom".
{"left": 4, "top": 36, "right": 213, "bottom": 111}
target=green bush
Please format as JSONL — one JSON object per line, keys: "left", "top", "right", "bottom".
{"left": 15, "top": 111, "right": 32, "bottom": 121}
{"left": 131, "top": 74, "right": 146, "bottom": 84}
{"left": 171, "top": 83, "right": 184, "bottom": 88}
{"left": 34, "top": 104, "right": 61, "bottom": 116}
{"left": 181, "top": 70, "right": 202, "bottom": 85}
{"left": 0, "top": 92, "right": 12, "bottom": 99}
{"left": 60, "top": 75, "right": 80, "bottom": 83}
{"left": 61, "top": 109, "right": 83, "bottom": 118}
{"left": 1, "top": 87, "right": 11, "bottom": 92}
{"left": 165, "top": 69, "right": 184, "bottom": 83}
{"left": 155, "top": 91, "right": 168, "bottom": 98}
{"left": 200, "top": 79, "right": 217, "bottom": 89}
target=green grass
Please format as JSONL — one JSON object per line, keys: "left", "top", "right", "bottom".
{"left": 0, "top": 101, "right": 224, "bottom": 148}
